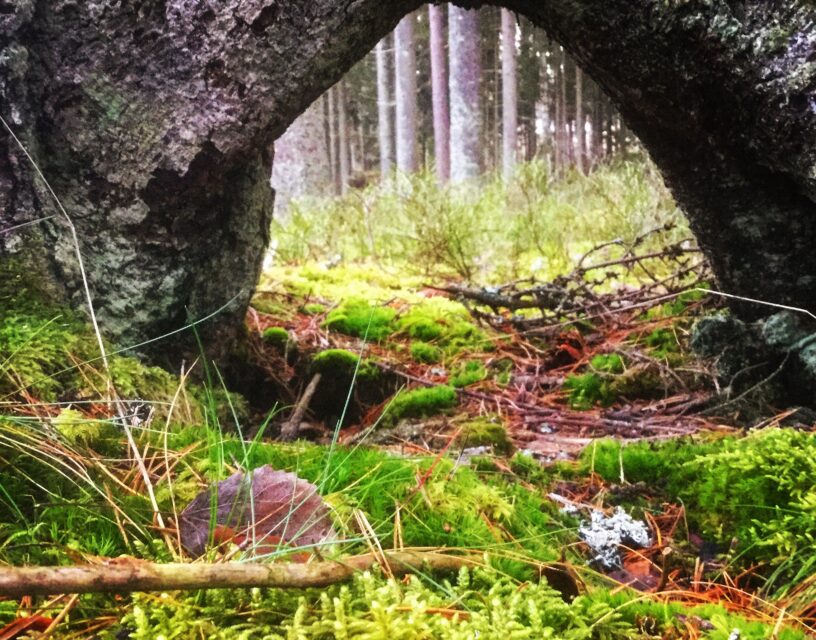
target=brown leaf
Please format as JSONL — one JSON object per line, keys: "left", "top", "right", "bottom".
{"left": 179, "top": 466, "right": 336, "bottom": 558}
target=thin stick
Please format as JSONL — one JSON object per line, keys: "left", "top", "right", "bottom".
{"left": 0, "top": 552, "right": 479, "bottom": 597}
{"left": 279, "top": 373, "right": 322, "bottom": 441}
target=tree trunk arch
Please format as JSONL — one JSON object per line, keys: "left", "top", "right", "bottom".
{"left": 2, "top": 1, "right": 816, "bottom": 362}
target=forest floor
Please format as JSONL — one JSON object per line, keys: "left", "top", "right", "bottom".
{"left": 2, "top": 164, "right": 816, "bottom": 638}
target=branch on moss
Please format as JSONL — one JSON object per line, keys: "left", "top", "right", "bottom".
{"left": 0, "top": 552, "right": 481, "bottom": 597}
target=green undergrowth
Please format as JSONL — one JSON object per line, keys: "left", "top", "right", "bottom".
{"left": 0, "top": 261, "right": 219, "bottom": 417}
{"left": 114, "top": 568, "right": 809, "bottom": 639}
{"left": 577, "top": 429, "right": 816, "bottom": 594}
{"left": 271, "top": 156, "right": 688, "bottom": 283}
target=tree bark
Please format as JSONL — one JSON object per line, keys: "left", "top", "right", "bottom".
{"left": 3, "top": 0, "right": 816, "bottom": 366}
{"left": 501, "top": 9, "right": 518, "bottom": 180}
{"left": 375, "top": 36, "right": 394, "bottom": 181}
{"left": 428, "top": 5, "right": 451, "bottom": 183}
{"left": 394, "top": 13, "right": 418, "bottom": 174}
{"left": 448, "top": 6, "right": 482, "bottom": 182}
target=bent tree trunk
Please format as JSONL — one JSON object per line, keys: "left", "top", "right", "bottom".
{"left": 2, "top": 1, "right": 816, "bottom": 365}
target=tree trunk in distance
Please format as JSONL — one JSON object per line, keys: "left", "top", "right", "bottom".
{"left": 375, "top": 36, "right": 394, "bottom": 180}
{"left": 575, "top": 66, "right": 585, "bottom": 173}
{"left": 337, "top": 80, "right": 350, "bottom": 194}
{"left": 270, "top": 99, "right": 331, "bottom": 217}
{"left": 448, "top": 5, "right": 482, "bottom": 182}
{"left": 501, "top": 9, "right": 518, "bottom": 179}
{"left": 428, "top": 5, "right": 450, "bottom": 183}
{"left": 394, "top": 13, "right": 417, "bottom": 174}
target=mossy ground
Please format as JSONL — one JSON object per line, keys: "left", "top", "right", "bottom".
{"left": 1, "top": 168, "right": 813, "bottom": 637}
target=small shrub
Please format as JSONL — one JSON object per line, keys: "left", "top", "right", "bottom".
{"left": 380, "top": 385, "right": 457, "bottom": 426}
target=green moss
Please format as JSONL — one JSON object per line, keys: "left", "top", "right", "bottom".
{"left": 250, "top": 297, "right": 294, "bottom": 319}
{"left": 380, "top": 385, "right": 458, "bottom": 426}
{"left": 455, "top": 417, "right": 513, "bottom": 455}
{"left": 579, "top": 430, "right": 816, "bottom": 592}
{"left": 410, "top": 341, "right": 442, "bottom": 364}
{"left": 302, "top": 302, "right": 326, "bottom": 315}
{"left": 324, "top": 298, "right": 396, "bottom": 341}
{"left": 643, "top": 327, "right": 681, "bottom": 359}
{"left": 563, "top": 372, "right": 614, "bottom": 409}
{"left": 52, "top": 409, "right": 120, "bottom": 453}
{"left": 261, "top": 326, "right": 290, "bottom": 349}
{"left": 397, "top": 300, "right": 490, "bottom": 355}
{"left": 310, "top": 348, "right": 379, "bottom": 381}
{"left": 450, "top": 360, "right": 488, "bottom": 388}
{"left": 589, "top": 353, "right": 624, "bottom": 374}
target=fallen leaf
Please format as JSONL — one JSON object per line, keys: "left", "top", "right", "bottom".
{"left": 179, "top": 466, "right": 336, "bottom": 558}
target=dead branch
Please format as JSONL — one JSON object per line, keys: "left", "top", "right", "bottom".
{"left": 0, "top": 551, "right": 479, "bottom": 597}
{"left": 279, "top": 372, "right": 322, "bottom": 441}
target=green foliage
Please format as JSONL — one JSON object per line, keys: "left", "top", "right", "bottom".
{"left": 271, "top": 156, "right": 688, "bottom": 283}
{"left": 302, "top": 302, "right": 326, "bottom": 315}
{"left": 380, "top": 385, "right": 458, "bottom": 427}
{"left": 455, "top": 417, "right": 513, "bottom": 455}
{"left": 410, "top": 341, "right": 442, "bottom": 364}
{"left": 51, "top": 408, "right": 120, "bottom": 453}
{"left": 642, "top": 327, "right": 681, "bottom": 359}
{"left": 324, "top": 298, "right": 397, "bottom": 341}
{"left": 120, "top": 567, "right": 635, "bottom": 640}
{"left": 449, "top": 360, "right": 488, "bottom": 388}
{"left": 562, "top": 354, "right": 629, "bottom": 408}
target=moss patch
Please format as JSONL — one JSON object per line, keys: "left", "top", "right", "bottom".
{"left": 450, "top": 360, "right": 488, "bottom": 388}
{"left": 310, "top": 348, "right": 379, "bottom": 381}
{"left": 410, "top": 341, "right": 442, "bottom": 364}
{"left": 324, "top": 298, "right": 396, "bottom": 341}
{"left": 381, "top": 385, "right": 458, "bottom": 427}
{"left": 455, "top": 417, "right": 514, "bottom": 455}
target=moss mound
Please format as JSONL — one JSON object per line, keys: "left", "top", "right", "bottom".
{"left": 381, "top": 385, "right": 458, "bottom": 427}
{"left": 455, "top": 417, "right": 514, "bottom": 455}
{"left": 324, "top": 298, "right": 396, "bottom": 341}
